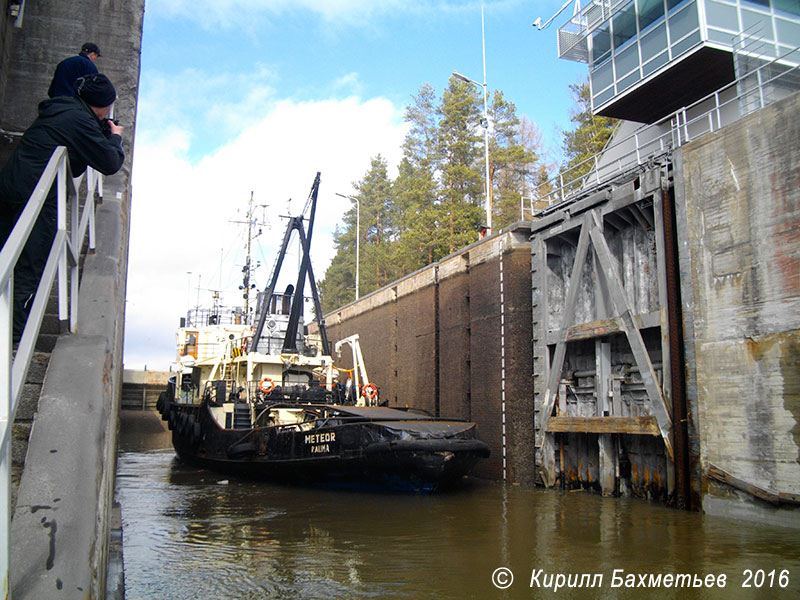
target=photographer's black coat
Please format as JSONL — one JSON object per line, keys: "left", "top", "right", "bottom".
{"left": 0, "top": 96, "right": 124, "bottom": 207}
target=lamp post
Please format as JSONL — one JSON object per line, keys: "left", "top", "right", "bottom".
{"left": 335, "top": 192, "right": 360, "bottom": 300}
{"left": 453, "top": 3, "right": 491, "bottom": 234}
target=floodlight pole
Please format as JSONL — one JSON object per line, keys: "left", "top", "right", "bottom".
{"left": 453, "top": 4, "right": 492, "bottom": 234}
{"left": 335, "top": 192, "right": 360, "bottom": 300}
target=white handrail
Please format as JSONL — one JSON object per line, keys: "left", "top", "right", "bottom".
{"left": 0, "top": 146, "right": 101, "bottom": 594}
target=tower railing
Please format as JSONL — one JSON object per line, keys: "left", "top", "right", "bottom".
{"left": 535, "top": 44, "right": 800, "bottom": 214}
{"left": 0, "top": 146, "right": 101, "bottom": 594}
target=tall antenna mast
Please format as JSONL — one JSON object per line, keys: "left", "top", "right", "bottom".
{"left": 230, "top": 191, "right": 260, "bottom": 319}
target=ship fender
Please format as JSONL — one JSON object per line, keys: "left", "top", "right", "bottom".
{"left": 181, "top": 413, "right": 193, "bottom": 438}
{"left": 227, "top": 441, "right": 257, "bottom": 459}
{"left": 158, "top": 392, "right": 171, "bottom": 421}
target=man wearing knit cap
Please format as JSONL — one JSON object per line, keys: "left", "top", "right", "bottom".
{"left": 0, "top": 72, "right": 124, "bottom": 341}
{"left": 48, "top": 42, "right": 101, "bottom": 98}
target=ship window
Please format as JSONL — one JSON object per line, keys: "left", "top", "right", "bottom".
{"left": 183, "top": 332, "right": 198, "bottom": 358}
{"left": 613, "top": 2, "right": 638, "bottom": 50}
{"left": 592, "top": 21, "right": 612, "bottom": 64}
{"left": 638, "top": 0, "right": 665, "bottom": 31}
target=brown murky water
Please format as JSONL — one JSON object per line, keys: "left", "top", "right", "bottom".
{"left": 116, "top": 412, "right": 800, "bottom": 599}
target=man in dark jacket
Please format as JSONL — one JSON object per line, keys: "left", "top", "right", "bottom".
{"left": 0, "top": 72, "right": 124, "bottom": 340}
{"left": 48, "top": 42, "right": 101, "bottom": 98}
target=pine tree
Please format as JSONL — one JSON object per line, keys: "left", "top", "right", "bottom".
{"left": 352, "top": 155, "right": 399, "bottom": 292}
{"left": 320, "top": 77, "right": 554, "bottom": 313}
{"left": 487, "top": 91, "right": 542, "bottom": 229}
{"left": 561, "top": 81, "right": 617, "bottom": 187}
{"left": 435, "top": 76, "right": 485, "bottom": 255}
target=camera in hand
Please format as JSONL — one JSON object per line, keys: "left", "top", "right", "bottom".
{"left": 102, "top": 117, "right": 120, "bottom": 137}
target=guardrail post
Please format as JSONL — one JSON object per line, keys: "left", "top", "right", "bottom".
{"left": 88, "top": 170, "right": 97, "bottom": 251}
{"left": 57, "top": 156, "right": 69, "bottom": 330}
{"left": 1, "top": 275, "right": 11, "bottom": 599}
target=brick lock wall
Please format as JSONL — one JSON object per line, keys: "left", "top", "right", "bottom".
{"left": 321, "top": 226, "right": 535, "bottom": 483}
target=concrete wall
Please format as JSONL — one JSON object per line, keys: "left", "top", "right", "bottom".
{"left": 324, "top": 225, "right": 534, "bottom": 483}
{"left": 0, "top": 0, "right": 142, "bottom": 169}
{"left": 122, "top": 370, "right": 171, "bottom": 410}
{"left": 3, "top": 1, "right": 145, "bottom": 596}
{"left": 675, "top": 91, "right": 800, "bottom": 528}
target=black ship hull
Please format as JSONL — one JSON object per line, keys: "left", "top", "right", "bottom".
{"left": 158, "top": 395, "right": 489, "bottom": 493}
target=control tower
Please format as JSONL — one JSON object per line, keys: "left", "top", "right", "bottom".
{"left": 553, "top": 0, "right": 800, "bottom": 123}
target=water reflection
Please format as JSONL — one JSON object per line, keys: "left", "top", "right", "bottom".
{"left": 117, "top": 414, "right": 800, "bottom": 599}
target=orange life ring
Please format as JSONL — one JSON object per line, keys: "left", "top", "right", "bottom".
{"left": 361, "top": 383, "right": 378, "bottom": 400}
{"left": 260, "top": 377, "right": 274, "bottom": 394}
{"left": 242, "top": 337, "right": 249, "bottom": 352}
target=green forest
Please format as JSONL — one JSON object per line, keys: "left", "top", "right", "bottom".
{"left": 318, "top": 79, "right": 616, "bottom": 314}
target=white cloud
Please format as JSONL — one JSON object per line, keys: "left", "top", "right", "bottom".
{"left": 125, "top": 94, "right": 408, "bottom": 370}
{"left": 136, "top": 66, "right": 279, "bottom": 157}
{"left": 145, "top": 0, "right": 494, "bottom": 29}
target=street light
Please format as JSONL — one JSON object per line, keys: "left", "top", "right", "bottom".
{"left": 335, "top": 192, "right": 360, "bottom": 300}
{"left": 453, "top": 3, "right": 491, "bottom": 234}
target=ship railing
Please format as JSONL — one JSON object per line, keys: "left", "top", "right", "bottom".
{"left": 535, "top": 43, "right": 800, "bottom": 215}
{"left": 185, "top": 306, "right": 250, "bottom": 328}
{"left": 0, "top": 146, "right": 103, "bottom": 591}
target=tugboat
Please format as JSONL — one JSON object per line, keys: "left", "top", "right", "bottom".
{"left": 157, "top": 173, "right": 489, "bottom": 492}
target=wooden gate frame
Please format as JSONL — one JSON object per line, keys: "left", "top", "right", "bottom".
{"left": 531, "top": 168, "right": 675, "bottom": 488}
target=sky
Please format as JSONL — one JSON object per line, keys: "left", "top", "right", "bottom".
{"left": 123, "top": 0, "right": 588, "bottom": 371}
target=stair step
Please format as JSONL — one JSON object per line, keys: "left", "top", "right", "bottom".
{"left": 233, "top": 404, "right": 252, "bottom": 429}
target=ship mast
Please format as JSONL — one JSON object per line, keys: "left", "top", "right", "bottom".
{"left": 230, "top": 191, "right": 263, "bottom": 322}
{"left": 243, "top": 191, "right": 254, "bottom": 316}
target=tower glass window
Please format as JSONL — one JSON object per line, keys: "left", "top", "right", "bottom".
{"left": 613, "top": 2, "right": 639, "bottom": 49}
{"left": 561, "top": 0, "right": 800, "bottom": 121}
{"left": 639, "top": 0, "right": 666, "bottom": 30}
